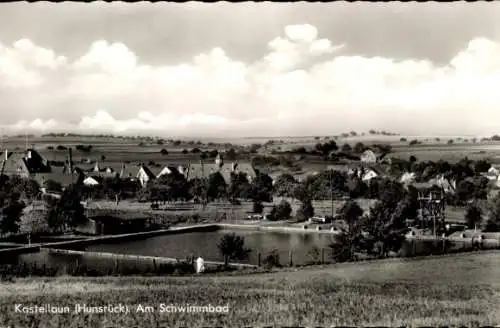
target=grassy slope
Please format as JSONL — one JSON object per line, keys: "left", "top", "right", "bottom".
{"left": 2, "top": 251, "right": 500, "bottom": 327}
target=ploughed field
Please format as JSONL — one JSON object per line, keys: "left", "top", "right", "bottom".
{"left": 1, "top": 251, "right": 500, "bottom": 327}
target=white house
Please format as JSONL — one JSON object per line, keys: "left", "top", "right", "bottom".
{"left": 486, "top": 166, "right": 500, "bottom": 180}
{"left": 83, "top": 176, "right": 101, "bottom": 187}
{"left": 361, "top": 168, "right": 379, "bottom": 182}
{"left": 137, "top": 165, "right": 156, "bottom": 187}
{"left": 428, "top": 175, "right": 456, "bottom": 193}
{"left": 156, "top": 165, "right": 179, "bottom": 178}
{"left": 360, "top": 150, "right": 377, "bottom": 164}
{"left": 400, "top": 172, "right": 416, "bottom": 185}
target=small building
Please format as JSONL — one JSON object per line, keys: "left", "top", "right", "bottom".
{"left": 83, "top": 176, "right": 103, "bottom": 187}
{"left": 486, "top": 166, "right": 500, "bottom": 180}
{"left": 156, "top": 165, "right": 180, "bottom": 178}
{"left": 400, "top": 172, "right": 416, "bottom": 185}
{"left": 361, "top": 167, "right": 379, "bottom": 182}
{"left": 137, "top": 164, "right": 156, "bottom": 187}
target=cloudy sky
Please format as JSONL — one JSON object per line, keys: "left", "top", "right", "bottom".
{"left": 0, "top": 2, "right": 500, "bottom": 137}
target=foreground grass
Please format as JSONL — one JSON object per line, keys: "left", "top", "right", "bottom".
{"left": 2, "top": 252, "right": 500, "bottom": 327}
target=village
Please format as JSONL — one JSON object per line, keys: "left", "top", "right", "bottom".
{"left": 0, "top": 134, "right": 499, "bottom": 242}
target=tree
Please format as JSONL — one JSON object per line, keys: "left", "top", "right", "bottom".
{"left": 409, "top": 155, "right": 417, "bottom": 163}
{"left": 225, "top": 148, "right": 237, "bottom": 160}
{"left": 273, "top": 173, "right": 298, "bottom": 198}
{"left": 160, "top": 148, "right": 169, "bottom": 156}
{"left": 341, "top": 143, "right": 352, "bottom": 152}
{"left": 485, "top": 195, "right": 500, "bottom": 232}
{"left": 268, "top": 200, "right": 292, "bottom": 221}
{"left": 465, "top": 203, "right": 482, "bottom": 231}
{"left": 329, "top": 201, "right": 364, "bottom": 261}
{"left": 207, "top": 172, "right": 227, "bottom": 201}
{"left": 228, "top": 172, "right": 251, "bottom": 202}
{"left": 363, "top": 199, "right": 409, "bottom": 258}
{"left": 181, "top": 149, "right": 188, "bottom": 154}
{"left": 218, "top": 233, "right": 250, "bottom": 266}
{"left": 474, "top": 159, "right": 491, "bottom": 175}
{"left": 19, "top": 206, "right": 50, "bottom": 236}
{"left": 250, "top": 172, "right": 273, "bottom": 203}
{"left": 51, "top": 185, "right": 86, "bottom": 230}
{"left": 353, "top": 142, "right": 365, "bottom": 154}
{"left": 296, "top": 198, "right": 314, "bottom": 221}
{"left": 0, "top": 191, "right": 25, "bottom": 235}
{"left": 189, "top": 177, "right": 209, "bottom": 207}
{"left": 447, "top": 139, "right": 454, "bottom": 145}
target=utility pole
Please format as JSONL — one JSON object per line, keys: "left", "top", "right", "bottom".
{"left": 330, "top": 169, "right": 334, "bottom": 217}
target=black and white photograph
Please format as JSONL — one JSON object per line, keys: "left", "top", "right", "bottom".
{"left": 0, "top": 1, "right": 500, "bottom": 327}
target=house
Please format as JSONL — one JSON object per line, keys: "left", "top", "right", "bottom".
{"left": 2, "top": 148, "right": 52, "bottom": 177}
{"left": 185, "top": 155, "right": 256, "bottom": 184}
{"left": 361, "top": 167, "right": 379, "bottom": 182}
{"left": 400, "top": 172, "right": 416, "bottom": 185}
{"left": 137, "top": 164, "right": 156, "bottom": 187}
{"left": 486, "top": 166, "right": 500, "bottom": 180}
{"left": 349, "top": 166, "right": 381, "bottom": 183}
{"left": 83, "top": 176, "right": 103, "bottom": 187}
{"left": 428, "top": 175, "right": 456, "bottom": 193}
{"left": 33, "top": 171, "right": 77, "bottom": 193}
{"left": 156, "top": 165, "right": 180, "bottom": 178}
{"left": 360, "top": 150, "right": 378, "bottom": 164}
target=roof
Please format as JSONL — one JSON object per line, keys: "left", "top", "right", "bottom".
{"left": 3, "top": 149, "right": 51, "bottom": 175}
{"left": 33, "top": 172, "right": 77, "bottom": 187}
{"left": 157, "top": 165, "right": 180, "bottom": 177}
{"left": 411, "top": 182, "right": 434, "bottom": 190}
{"left": 185, "top": 162, "right": 256, "bottom": 184}
{"left": 325, "top": 164, "right": 350, "bottom": 172}
{"left": 138, "top": 165, "right": 156, "bottom": 179}
{"left": 84, "top": 175, "right": 104, "bottom": 184}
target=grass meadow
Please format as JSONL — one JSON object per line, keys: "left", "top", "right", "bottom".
{"left": 1, "top": 251, "right": 500, "bottom": 327}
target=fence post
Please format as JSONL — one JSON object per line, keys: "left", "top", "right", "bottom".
{"left": 321, "top": 248, "right": 325, "bottom": 264}
{"left": 153, "top": 259, "right": 157, "bottom": 271}
{"left": 288, "top": 250, "right": 293, "bottom": 267}
{"left": 442, "top": 237, "right": 445, "bottom": 255}
{"left": 257, "top": 252, "right": 261, "bottom": 267}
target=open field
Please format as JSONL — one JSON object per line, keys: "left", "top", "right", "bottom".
{"left": 1, "top": 251, "right": 500, "bottom": 326}
{"left": 5, "top": 134, "right": 500, "bottom": 169}
{"left": 89, "top": 198, "right": 467, "bottom": 224}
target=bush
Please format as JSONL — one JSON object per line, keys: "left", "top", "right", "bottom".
{"left": 268, "top": 200, "right": 292, "bottom": 221}
{"left": 262, "top": 250, "right": 281, "bottom": 268}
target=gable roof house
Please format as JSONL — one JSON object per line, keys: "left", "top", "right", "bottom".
{"left": 137, "top": 164, "right": 156, "bottom": 187}
{"left": 2, "top": 149, "right": 52, "bottom": 177}
{"left": 156, "top": 165, "right": 180, "bottom": 178}
{"left": 426, "top": 175, "right": 456, "bottom": 194}
{"left": 185, "top": 155, "right": 256, "bottom": 184}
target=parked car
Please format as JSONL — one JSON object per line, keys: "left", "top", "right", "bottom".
{"left": 308, "top": 216, "right": 332, "bottom": 224}
{"left": 247, "top": 214, "right": 264, "bottom": 220}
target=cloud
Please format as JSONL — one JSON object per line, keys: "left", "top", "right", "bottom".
{"left": 1, "top": 24, "right": 500, "bottom": 137}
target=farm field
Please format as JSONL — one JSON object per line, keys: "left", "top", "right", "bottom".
{"left": 1, "top": 251, "right": 499, "bottom": 326}
{"left": 5, "top": 135, "right": 500, "bottom": 169}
